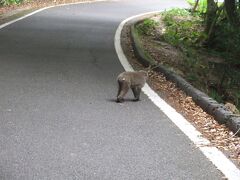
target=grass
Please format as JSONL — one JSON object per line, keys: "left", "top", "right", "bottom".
{"left": 0, "top": 0, "right": 25, "bottom": 6}
{"left": 1, "top": 0, "right": 19, "bottom": 6}
{"left": 136, "top": 19, "right": 159, "bottom": 36}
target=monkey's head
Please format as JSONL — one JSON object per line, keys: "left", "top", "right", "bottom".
{"left": 139, "top": 70, "right": 148, "bottom": 78}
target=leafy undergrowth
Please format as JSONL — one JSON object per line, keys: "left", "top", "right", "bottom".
{"left": 0, "top": 0, "right": 24, "bottom": 6}
{"left": 136, "top": 8, "right": 240, "bottom": 112}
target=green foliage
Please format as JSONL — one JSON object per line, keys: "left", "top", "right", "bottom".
{"left": 209, "top": 88, "right": 223, "bottom": 103}
{"left": 0, "top": 0, "right": 24, "bottom": 6}
{"left": 186, "top": 0, "right": 208, "bottom": 13}
{"left": 161, "top": 8, "right": 203, "bottom": 47}
{"left": 195, "top": 0, "right": 207, "bottom": 13}
{"left": 213, "top": 22, "right": 240, "bottom": 64}
{"left": 136, "top": 19, "right": 158, "bottom": 36}
{"left": 162, "top": 8, "right": 190, "bottom": 25}
{"left": 160, "top": 7, "right": 240, "bottom": 109}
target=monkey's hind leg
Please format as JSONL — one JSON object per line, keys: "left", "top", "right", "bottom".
{"left": 131, "top": 86, "right": 141, "bottom": 101}
{"left": 117, "top": 81, "right": 122, "bottom": 97}
{"left": 116, "top": 81, "right": 129, "bottom": 103}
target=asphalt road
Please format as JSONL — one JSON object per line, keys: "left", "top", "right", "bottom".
{"left": 0, "top": 0, "right": 223, "bottom": 179}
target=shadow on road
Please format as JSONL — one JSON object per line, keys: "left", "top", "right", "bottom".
{"left": 106, "top": 98, "right": 141, "bottom": 103}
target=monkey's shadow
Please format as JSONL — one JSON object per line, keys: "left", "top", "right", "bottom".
{"left": 107, "top": 98, "right": 140, "bottom": 103}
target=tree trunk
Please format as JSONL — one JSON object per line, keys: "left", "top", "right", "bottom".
{"left": 204, "top": 0, "right": 218, "bottom": 45}
{"left": 224, "top": 0, "right": 238, "bottom": 26}
{"left": 193, "top": 0, "right": 200, "bottom": 12}
{"left": 207, "top": 5, "right": 224, "bottom": 44}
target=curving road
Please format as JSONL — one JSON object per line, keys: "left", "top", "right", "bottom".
{"left": 0, "top": 0, "right": 223, "bottom": 179}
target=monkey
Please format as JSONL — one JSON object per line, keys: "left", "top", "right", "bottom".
{"left": 116, "top": 70, "right": 148, "bottom": 103}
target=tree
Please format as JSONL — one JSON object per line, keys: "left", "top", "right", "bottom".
{"left": 192, "top": 0, "right": 200, "bottom": 12}
{"left": 202, "top": 0, "right": 240, "bottom": 45}
{"left": 204, "top": 0, "right": 218, "bottom": 44}
{"left": 225, "top": 0, "right": 238, "bottom": 26}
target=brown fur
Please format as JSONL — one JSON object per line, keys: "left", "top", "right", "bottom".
{"left": 116, "top": 70, "right": 148, "bottom": 102}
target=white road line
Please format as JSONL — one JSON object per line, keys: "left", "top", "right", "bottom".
{"left": 114, "top": 12, "right": 240, "bottom": 180}
{"left": 0, "top": 0, "right": 107, "bottom": 30}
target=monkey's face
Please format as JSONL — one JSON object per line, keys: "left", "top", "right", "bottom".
{"left": 139, "top": 70, "right": 148, "bottom": 78}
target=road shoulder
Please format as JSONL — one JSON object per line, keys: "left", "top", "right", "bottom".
{"left": 115, "top": 13, "right": 240, "bottom": 179}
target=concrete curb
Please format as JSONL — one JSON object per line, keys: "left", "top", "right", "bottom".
{"left": 129, "top": 20, "right": 240, "bottom": 136}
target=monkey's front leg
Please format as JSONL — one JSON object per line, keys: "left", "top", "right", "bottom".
{"left": 131, "top": 86, "right": 141, "bottom": 101}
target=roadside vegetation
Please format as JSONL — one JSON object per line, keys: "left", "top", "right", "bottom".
{"left": 0, "top": 0, "right": 25, "bottom": 6}
{"left": 136, "top": 0, "right": 240, "bottom": 112}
